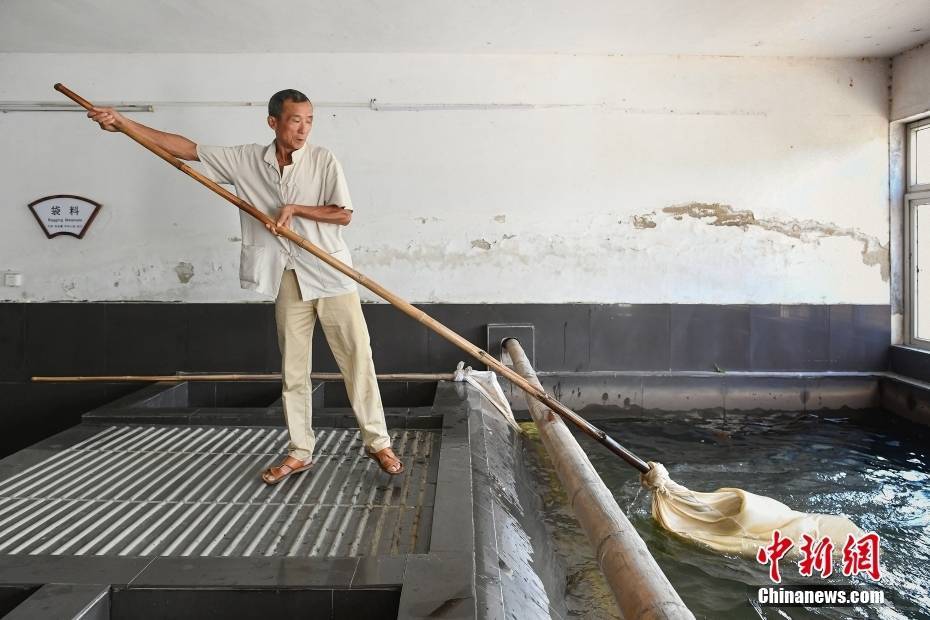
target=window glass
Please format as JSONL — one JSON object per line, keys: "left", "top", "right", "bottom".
{"left": 915, "top": 201, "right": 930, "bottom": 340}
{"left": 913, "top": 124, "right": 930, "bottom": 187}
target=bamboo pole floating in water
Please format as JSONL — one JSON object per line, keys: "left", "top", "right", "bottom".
{"left": 504, "top": 338, "right": 695, "bottom": 620}
{"left": 54, "top": 82, "right": 650, "bottom": 474}
{"left": 32, "top": 373, "right": 453, "bottom": 383}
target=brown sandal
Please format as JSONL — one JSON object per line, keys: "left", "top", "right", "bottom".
{"left": 366, "top": 447, "right": 404, "bottom": 475}
{"left": 261, "top": 455, "right": 313, "bottom": 485}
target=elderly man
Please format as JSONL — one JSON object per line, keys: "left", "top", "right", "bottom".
{"left": 88, "top": 89, "right": 404, "bottom": 482}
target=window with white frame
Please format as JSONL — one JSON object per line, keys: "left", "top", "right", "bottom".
{"left": 908, "top": 118, "right": 930, "bottom": 346}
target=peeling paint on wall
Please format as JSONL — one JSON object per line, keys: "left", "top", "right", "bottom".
{"left": 0, "top": 54, "right": 891, "bottom": 304}
{"left": 631, "top": 214, "right": 657, "bottom": 229}
{"left": 174, "top": 261, "right": 195, "bottom": 284}
{"left": 656, "top": 202, "right": 889, "bottom": 281}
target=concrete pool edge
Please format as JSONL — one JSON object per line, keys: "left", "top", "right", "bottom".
{"left": 3, "top": 370, "right": 929, "bottom": 617}
{"left": 0, "top": 379, "right": 603, "bottom": 618}
{"left": 0, "top": 381, "right": 481, "bottom": 619}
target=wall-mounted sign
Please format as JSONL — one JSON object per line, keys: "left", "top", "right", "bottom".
{"left": 28, "top": 195, "right": 101, "bottom": 239}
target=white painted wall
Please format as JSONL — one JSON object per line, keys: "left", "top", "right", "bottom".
{"left": 892, "top": 42, "right": 930, "bottom": 122}
{"left": 5, "top": 0, "right": 929, "bottom": 58}
{"left": 0, "top": 53, "right": 890, "bottom": 304}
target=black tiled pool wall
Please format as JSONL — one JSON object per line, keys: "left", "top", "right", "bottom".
{"left": 0, "top": 302, "right": 890, "bottom": 458}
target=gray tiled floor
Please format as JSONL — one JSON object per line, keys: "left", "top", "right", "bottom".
{"left": 0, "top": 425, "right": 438, "bottom": 558}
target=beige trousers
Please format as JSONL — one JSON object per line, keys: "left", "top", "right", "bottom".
{"left": 275, "top": 269, "right": 391, "bottom": 461}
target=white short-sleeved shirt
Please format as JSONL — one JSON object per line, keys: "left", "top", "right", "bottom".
{"left": 196, "top": 141, "right": 357, "bottom": 301}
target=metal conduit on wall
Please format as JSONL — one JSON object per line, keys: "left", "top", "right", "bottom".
{"left": 502, "top": 337, "right": 695, "bottom": 620}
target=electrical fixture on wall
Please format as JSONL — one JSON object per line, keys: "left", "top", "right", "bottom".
{"left": 2, "top": 272, "right": 23, "bottom": 287}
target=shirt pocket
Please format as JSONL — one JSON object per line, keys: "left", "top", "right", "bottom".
{"left": 239, "top": 244, "right": 265, "bottom": 284}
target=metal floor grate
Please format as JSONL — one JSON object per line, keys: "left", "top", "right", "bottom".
{"left": 0, "top": 425, "right": 438, "bottom": 558}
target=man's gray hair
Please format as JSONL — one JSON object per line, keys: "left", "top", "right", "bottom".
{"left": 268, "top": 89, "right": 310, "bottom": 119}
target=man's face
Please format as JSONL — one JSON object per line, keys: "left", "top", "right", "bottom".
{"left": 268, "top": 100, "right": 313, "bottom": 151}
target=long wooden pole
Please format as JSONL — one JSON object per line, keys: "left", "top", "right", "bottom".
{"left": 54, "top": 83, "right": 650, "bottom": 474}
{"left": 32, "top": 373, "right": 453, "bottom": 383}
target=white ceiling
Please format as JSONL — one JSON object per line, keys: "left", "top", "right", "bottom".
{"left": 1, "top": 0, "right": 929, "bottom": 57}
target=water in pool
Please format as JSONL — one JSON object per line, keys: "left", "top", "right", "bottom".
{"left": 522, "top": 408, "right": 930, "bottom": 619}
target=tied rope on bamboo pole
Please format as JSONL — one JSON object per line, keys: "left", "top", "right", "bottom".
{"left": 55, "top": 83, "right": 863, "bottom": 558}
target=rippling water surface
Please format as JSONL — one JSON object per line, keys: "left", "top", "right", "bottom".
{"left": 523, "top": 409, "right": 930, "bottom": 619}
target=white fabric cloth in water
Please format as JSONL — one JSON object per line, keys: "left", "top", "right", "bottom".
{"left": 453, "top": 362, "right": 523, "bottom": 434}
{"left": 641, "top": 462, "right": 863, "bottom": 557}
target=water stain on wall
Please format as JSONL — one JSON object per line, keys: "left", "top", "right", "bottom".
{"left": 655, "top": 202, "right": 889, "bottom": 281}
{"left": 174, "top": 262, "right": 195, "bottom": 284}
